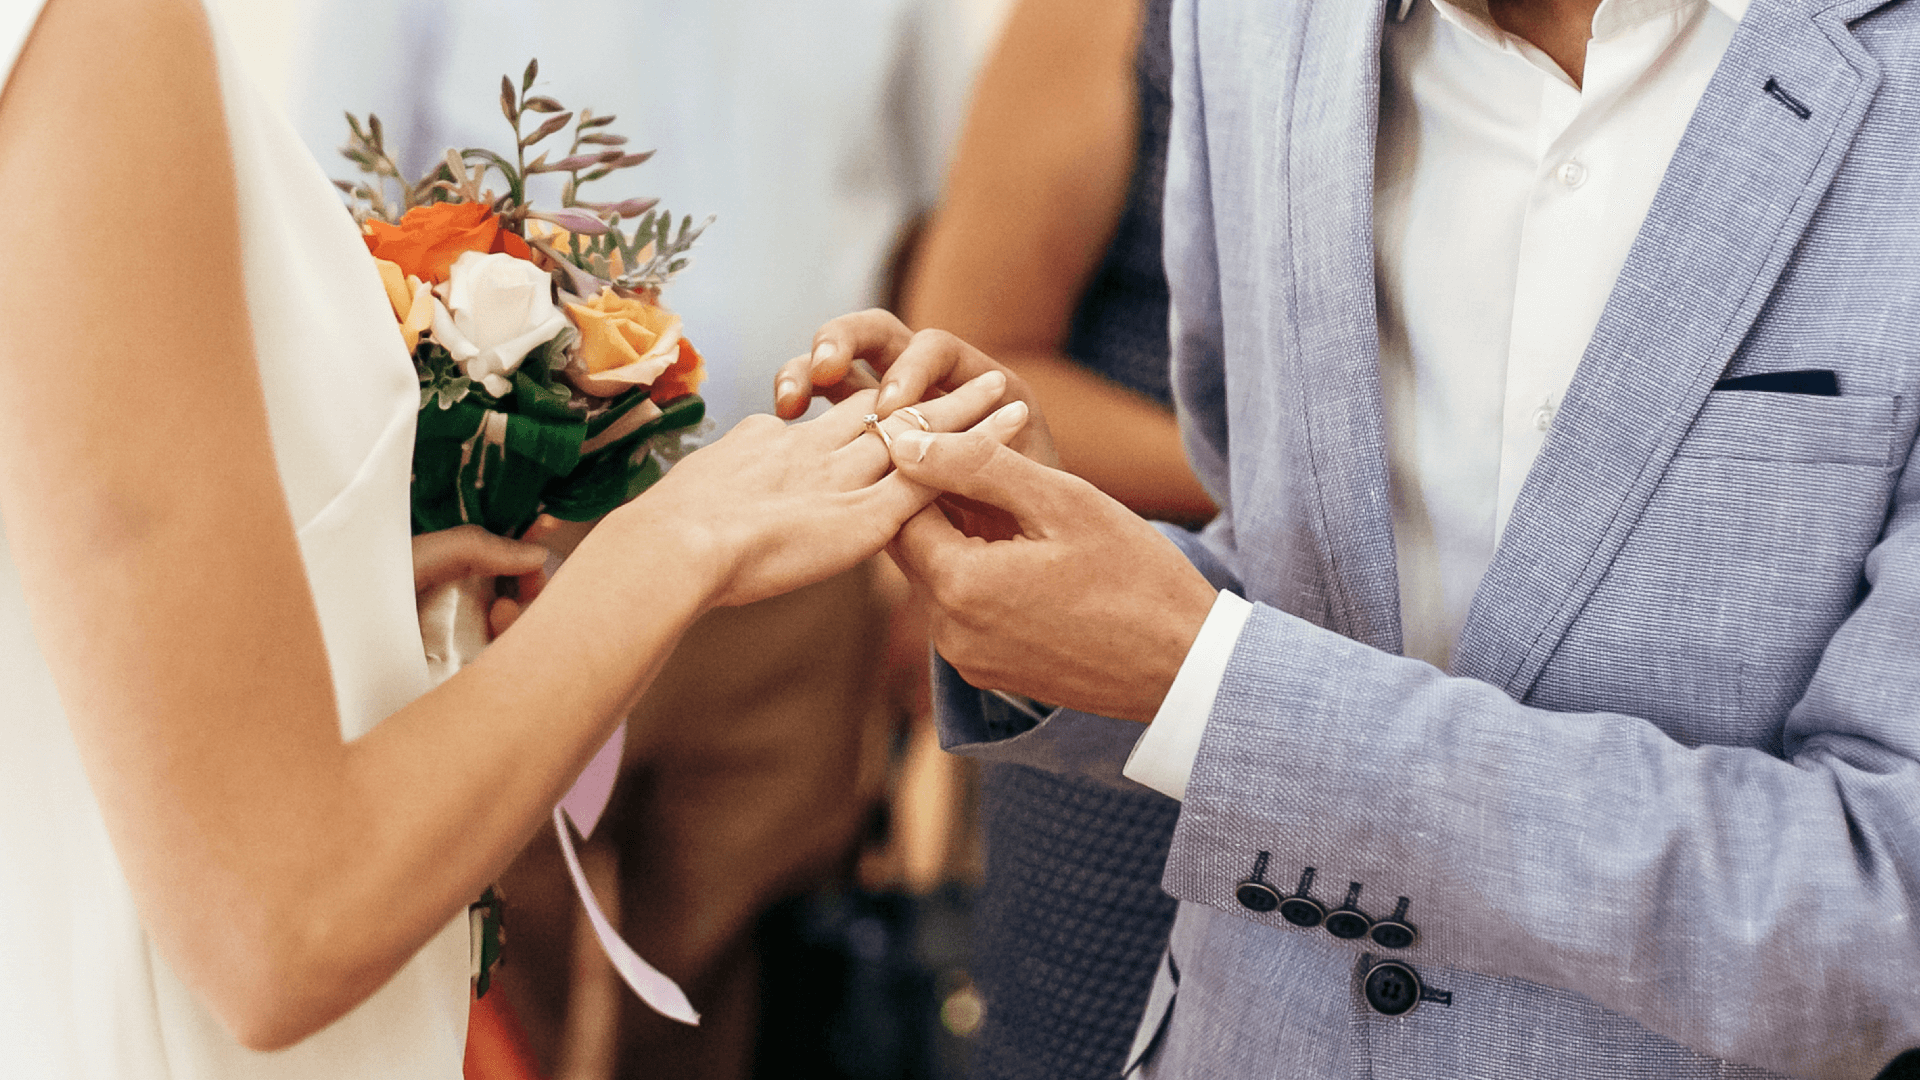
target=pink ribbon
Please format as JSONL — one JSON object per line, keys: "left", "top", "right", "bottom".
{"left": 553, "top": 721, "right": 700, "bottom": 1026}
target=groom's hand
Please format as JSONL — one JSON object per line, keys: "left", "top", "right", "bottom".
{"left": 773, "top": 309, "right": 1060, "bottom": 469}
{"left": 886, "top": 426, "right": 1216, "bottom": 724}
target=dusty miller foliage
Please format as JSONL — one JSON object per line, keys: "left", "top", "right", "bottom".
{"left": 334, "top": 58, "right": 712, "bottom": 296}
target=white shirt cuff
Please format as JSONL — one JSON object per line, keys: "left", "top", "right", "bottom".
{"left": 1122, "top": 590, "right": 1254, "bottom": 802}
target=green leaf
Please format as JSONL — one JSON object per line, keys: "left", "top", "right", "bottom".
{"left": 503, "top": 409, "right": 584, "bottom": 478}
{"left": 542, "top": 445, "right": 663, "bottom": 522}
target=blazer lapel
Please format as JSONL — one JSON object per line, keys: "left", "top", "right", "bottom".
{"left": 1275, "top": 0, "right": 1402, "bottom": 652}
{"left": 1451, "top": 0, "right": 1884, "bottom": 694}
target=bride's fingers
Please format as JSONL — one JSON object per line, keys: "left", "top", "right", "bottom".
{"left": 803, "top": 387, "right": 883, "bottom": 446}
{"left": 412, "top": 526, "right": 550, "bottom": 596}
{"left": 826, "top": 369, "right": 1009, "bottom": 474}
{"left": 858, "top": 397, "right": 1032, "bottom": 526}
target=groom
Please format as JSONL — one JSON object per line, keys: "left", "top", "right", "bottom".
{"left": 809, "top": 0, "right": 1920, "bottom": 1073}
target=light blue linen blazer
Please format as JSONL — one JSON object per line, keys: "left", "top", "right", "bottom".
{"left": 937, "top": 0, "right": 1920, "bottom": 1075}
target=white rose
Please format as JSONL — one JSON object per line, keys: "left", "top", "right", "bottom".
{"left": 431, "top": 249, "right": 571, "bottom": 397}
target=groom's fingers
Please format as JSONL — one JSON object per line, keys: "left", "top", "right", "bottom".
{"left": 774, "top": 309, "right": 915, "bottom": 419}
{"left": 871, "top": 328, "right": 1005, "bottom": 417}
{"left": 773, "top": 352, "right": 880, "bottom": 418}
{"left": 860, "top": 384, "right": 1029, "bottom": 527}
{"left": 813, "top": 308, "right": 915, "bottom": 378}
{"left": 886, "top": 407, "right": 1072, "bottom": 534}
{"left": 887, "top": 500, "right": 975, "bottom": 590}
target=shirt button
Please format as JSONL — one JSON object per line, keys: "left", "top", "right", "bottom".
{"left": 1531, "top": 397, "right": 1558, "bottom": 432}
{"left": 1556, "top": 160, "right": 1588, "bottom": 189}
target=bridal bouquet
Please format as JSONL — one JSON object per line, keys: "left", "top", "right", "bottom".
{"left": 334, "top": 61, "right": 707, "bottom": 1026}
{"left": 338, "top": 59, "right": 711, "bottom": 548}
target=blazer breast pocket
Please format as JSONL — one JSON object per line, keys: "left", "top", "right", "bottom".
{"left": 1675, "top": 389, "right": 1898, "bottom": 467}
{"left": 1534, "top": 390, "right": 1902, "bottom": 749}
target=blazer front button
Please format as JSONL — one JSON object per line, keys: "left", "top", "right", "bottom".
{"left": 1364, "top": 960, "right": 1422, "bottom": 1017}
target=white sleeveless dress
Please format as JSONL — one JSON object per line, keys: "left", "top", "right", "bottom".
{"left": 0, "top": 2, "right": 468, "bottom": 1076}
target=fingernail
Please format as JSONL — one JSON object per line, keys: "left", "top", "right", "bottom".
{"left": 895, "top": 429, "right": 933, "bottom": 463}
{"left": 812, "top": 341, "right": 838, "bottom": 366}
{"left": 980, "top": 369, "right": 1007, "bottom": 394}
{"left": 992, "top": 400, "right": 1028, "bottom": 428}
{"left": 776, "top": 377, "right": 798, "bottom": 403}
{"left": 875, "top": 383, "right": 902, "bottom": 413}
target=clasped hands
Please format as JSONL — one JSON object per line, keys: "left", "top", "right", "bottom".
{"left": 775, "top": 310, "right": 1217, "bottom": 724}
{"left": 410, "top": 309, "right": 1217, "bottom": 724}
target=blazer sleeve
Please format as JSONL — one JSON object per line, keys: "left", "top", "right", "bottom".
{"left": 1163, "top": 435, "right": 1920, "bottom": 1076}
{"left": 931, "top": 0, "right": 1246, "bottom": 791}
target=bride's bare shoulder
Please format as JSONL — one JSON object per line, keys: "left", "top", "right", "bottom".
{"left": 1, "top": 0, "right": 224, "bottom": 160}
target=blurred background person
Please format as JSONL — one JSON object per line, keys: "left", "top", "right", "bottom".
{"left": 207, "top": 1, "right": 1010, "bottom": 1078}
{"left": 895, "top": 0, "right": 1212, "bottom": 1076}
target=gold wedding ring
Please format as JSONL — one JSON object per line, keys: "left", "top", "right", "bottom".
{"left": 896, "top": 405, "right": 933, "bottom": 432}
{"left": 862, "top": 413, "right": 894, "bottom": 451}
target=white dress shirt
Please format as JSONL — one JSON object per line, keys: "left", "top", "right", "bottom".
{"left": 1125, "top": 0, "right": 1748, "bottom": 800}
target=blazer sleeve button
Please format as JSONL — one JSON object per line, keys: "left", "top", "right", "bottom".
{"left": 1323, "top": 882, "right": 1371, "bottom": 939}
{"left": 1236, "top": 881, "right": 1281, "bottom": 912}
{"left": 1369, "top": 898, "right": 1418, "bottom": 950}
{"left": 1236, "top": 851, "right": 1282, "bottom": 913}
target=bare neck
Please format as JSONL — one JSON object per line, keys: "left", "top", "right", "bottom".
{"left": 1487, "top": 0, "right": 1605, "bottom": 86}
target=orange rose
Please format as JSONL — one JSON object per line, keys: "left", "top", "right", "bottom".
{"left": 650, "top": 336, "right": 706, "bottom": 404}
{"left": 363, "top": 201, "right": 535, "bottom": 284}
{"left": 564, "top": 289, "right": 684, "bottom": 397}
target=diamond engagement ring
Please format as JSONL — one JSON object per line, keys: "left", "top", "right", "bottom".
{"left": 862, "top": 413, "right": 894, "bottom": 451}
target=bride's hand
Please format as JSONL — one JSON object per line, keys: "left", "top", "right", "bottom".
{"left": 771, "top": 309, "right": 1059, "bottom": 469}
{"left": 411, "top": 527, "right": 550, "bottom": 638}
{"left": 620, "top": 368, "right": 1025, "bottom": 610}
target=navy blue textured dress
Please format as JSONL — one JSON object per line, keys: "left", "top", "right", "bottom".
{"left": 969, "top": 3, "right": 1183, "bottom": 1077}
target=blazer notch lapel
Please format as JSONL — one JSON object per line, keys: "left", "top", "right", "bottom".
{"left": 1450, "top": 0, "right": 1879, "bottom": 692}
{"left": 1279, "top": 0, "right": 1403, "bottom": 653}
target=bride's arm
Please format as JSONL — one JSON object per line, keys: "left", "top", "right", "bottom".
{"left": 0, "top": 0, "right": 1016, "bottom": 1052}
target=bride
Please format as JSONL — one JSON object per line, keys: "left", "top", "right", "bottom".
{"left": 0, "top": 0, "right": 1024, "bottom": 1075}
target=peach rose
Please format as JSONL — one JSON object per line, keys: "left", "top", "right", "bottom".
{"left": 650, "top": 336, "right": 706, "bottom": 404}
{"left": 363, "top": 201, "right": 534, "bottom": 284}
{"left": 563, "top": 289, "right": 684, "bottom": 398}
{"left": 374, "top": 258, "right": 434, "bottom": 352}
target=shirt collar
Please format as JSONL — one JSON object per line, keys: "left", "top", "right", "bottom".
{"left": 1417, "top": 0, "right": 1748, "bottom": 38}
